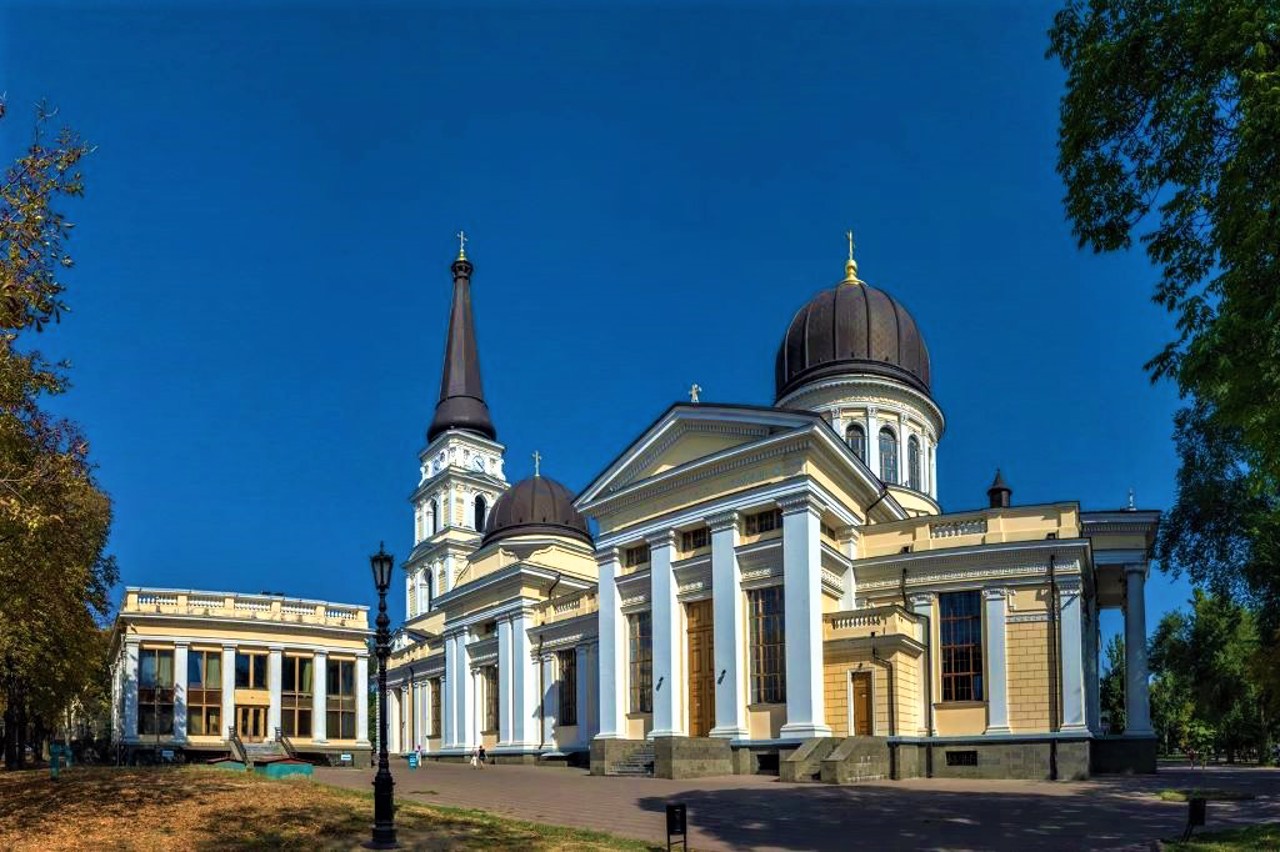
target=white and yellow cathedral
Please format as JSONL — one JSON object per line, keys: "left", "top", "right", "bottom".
{"left": 384, "top": 240, "right": 1159, "bottom": 781}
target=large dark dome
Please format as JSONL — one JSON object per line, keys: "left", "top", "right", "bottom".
{"left": 482, "top": 475, "right": 592, "bottom": 547}
{"left": 775, "top": 277, "right": 931, "bottom": 401}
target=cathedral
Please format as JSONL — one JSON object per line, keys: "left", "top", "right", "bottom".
{"left": 383, "top": 238, "right": 1159, "bottom": 781}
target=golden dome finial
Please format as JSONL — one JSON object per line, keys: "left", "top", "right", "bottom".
{"left": 843, "top": 228, "right": 862, "bottom": 284}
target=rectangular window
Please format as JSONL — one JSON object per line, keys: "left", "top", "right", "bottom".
{"left": 624, "top": 544, "right": 650, "bottom": 568}
{"left": 138, "top": 647, "right": 175, "bottom": 736}
{"left": 281, "top": 655, "right": 314, "bottom": 738}
{"left": 679, "top": 527, "right": 709, "bottom": 553}
{"left": 326, "top": 659, "right": 357, "bottom": 739}
{"left": 744, "top": 509, "right": 783, "bottom": 536}
{"left": 628, "top": 611, "right": 653, "bottom": 713}
{"left": 558, "top": 649, "right": 578, "bottom": 726}
{"left": 186, "top": 649, "right": 222, "bottom": 737}
{"left": 429, "top": 678, "right": 441, "bottom": 738}
{"left": 235, "top": 651, "right": 268, "bottom": 689}
{"left": 940, "top": 591, "right": 984, "bottom": 702}
{"left": 748, "top": 586, "right": 786, "bottom": 704}
{"left": 482, "top": 665, "right": 499, "bottom": 733}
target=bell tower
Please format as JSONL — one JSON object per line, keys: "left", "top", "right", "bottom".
{"left": 404, "top": 235, "right": 508, "bottom": 622}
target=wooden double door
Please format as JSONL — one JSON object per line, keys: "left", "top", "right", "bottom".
{"left": 687, "top": 600, "right": 715, "bottom": 738}
{"left": 236, "top": 705, "right": 268, "bottom": 741}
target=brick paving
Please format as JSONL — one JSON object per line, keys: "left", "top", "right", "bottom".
{"left": 314, "top": 762, "right": 1280, "bottom": 851}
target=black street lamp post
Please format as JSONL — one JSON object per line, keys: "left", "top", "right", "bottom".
{"left": 367, "top": 542, "right": 398, "bottom": 849}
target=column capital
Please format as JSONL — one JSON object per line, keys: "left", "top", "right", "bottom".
{"left": 221, "top": 642, "right": 237, "bottom": 651}
{"left": 645, "top": 529, "right": 678, "bottom": 549}
{"left": 1124, "top": 563, "right": 1149, "bottom": 578}
{"left": 172, "top": 640, "right": 190, "bottom": 648}
{"left": 124, "top": 635, "right": 141, "bottom": 647}
{"left": 707, "top": 510, "right": 740, "bottom": 532}
{"left": 909, "top": 592, "right": 934, "bottom": 609}
{"left": 778, "top": 493, "right": 825, "bottom": 517}
{"left": 594, "top": 545, "right": 621, "bottom": 564}
{"left": 268, "top": 644, "right": 285, "bottom": 652}
{"left": 314, "top": 649, "right": 328, "bottom": 658}
{"left": 982, "top": 587, "right": 1009, "bottom": 600}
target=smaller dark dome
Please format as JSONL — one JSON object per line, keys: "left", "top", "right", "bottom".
{"left": 482, "top": 476, "right": 592, "bottom": 547}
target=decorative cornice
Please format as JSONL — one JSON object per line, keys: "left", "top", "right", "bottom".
{"left": 1007, "top": 612, "right": 1050, "bottom": 624}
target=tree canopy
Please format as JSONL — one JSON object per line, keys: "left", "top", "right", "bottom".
{"left": 0, "top": 98, "right": 114, "bottom": 768}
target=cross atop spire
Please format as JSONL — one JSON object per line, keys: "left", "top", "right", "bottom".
{"left": 842, "top": 228, "right": 862, "bottom": 285}
{"left": 532, "top": 450, "right": 542, "bottom": 477}
{"left": 689, "top": 383, "right": 702, "bottom": 403}
{"left": 456, "top": 230, "right": 468, "bottom": 260}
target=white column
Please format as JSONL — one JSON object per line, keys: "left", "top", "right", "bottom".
{"left": 897, "top": 414, "right": 909, "bottom": 486}
{"left": 648, "top": 530, "right": 682, "bottom": 738}
{"left": 312, "top": 651, "right": 328, "bottom": 742}
{"left": 596, "top": 550, "right": 626, "bottom": 739}
{"left": 983, "top": 589, "right": 1011, "bottom": 734}
{"left": 910, "top": 593, "right": 936, "bottom": 735}
{"left": 443, "top": 633, "right": 458, "bottom": 748}
{"left": 575, "top": 642, "right": 590, "bottom": 748}
{"left": 173, "top": 642, "right": 189, "bottom": 742}
{"left": 866, "top": 408, "right": 880, "bottom": 477}
{"left": 511, "top": 610, "right": 539, "bottom": 748}
{"left": 497, "top": 617, "right": 514, "bottom": 746}
{"left": 779, "top": 494, "right": 831, "bottom": 738}
{"left": 458, "top": 640, "right": 474, "bottom": 750}
{"left": 388, "top": 685, "right": 402, "bottom": 753}
{"left": 267, "top": 646, "right": 283, "bottom": 738}
{"left": 709, "top": 511, "right": 747, "bottom": 739}
{"left": 405, "top": 574, "right": 415, "bottom": 620}
{"left": 355, "top": 654, "right": 370, "bottom": 745}
{"left": 220, "top": 644, "right": 236, "bottom": 739}
{"left": 468, "top": 667, "right": 481, "bottom": 746}
{"left": 123, "top": 639, "right": 140, "bottom": 741}
{"left": 541, "top": 654, "right": 557, "bottom": 750}
{"left": 1123, "top": 566, "right": 1153, "bottom": 735}
{"left": 1059, "top": 578, "right": 1088, "bottom": 732}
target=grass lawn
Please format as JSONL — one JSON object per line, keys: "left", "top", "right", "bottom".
{"left": 0, "top": 766, "right": 657, "bottom": 851}
{"left": 1162, "top": 822, "right": 1280, "bottom": 850}
{"left": 1155, "top": 788, "right": 1257, "bottom": 802}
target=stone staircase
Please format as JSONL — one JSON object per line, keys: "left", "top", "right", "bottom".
{"left": 242, "top": 741, "right": 287, "bottom": 767}
{"left": 607, "top": 742, "right": 655, "bottom": 777}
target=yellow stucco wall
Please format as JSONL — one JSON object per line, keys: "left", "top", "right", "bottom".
{"left": 823, "top": 646, "right": 920, "bottom": 737}
{"left": 1008, "top": 620, "right": 1052, "bottom": 731}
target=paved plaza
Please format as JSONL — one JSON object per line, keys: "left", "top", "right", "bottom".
{"left": 314, "top": 761, "right": 1280, "bottom": 851}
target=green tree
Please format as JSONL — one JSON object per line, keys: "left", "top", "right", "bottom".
{"left": 0, "top": 98, "right": 114, "bottom": 769}
{"left": 1149, "top": 590, "right": 1272, "bottom": 762}
{"left": 1099, "top": 634, "right": 1126, "bottom": 734}
{"left": 1049, "top": 1, "right": 1280, "bottom": 628}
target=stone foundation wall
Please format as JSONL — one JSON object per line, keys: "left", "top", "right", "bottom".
{"left": 653, "top": 736, "right": 733, "bottom": 779}
{"left": 820, "top": 737, "right": 891, "bottom": 784}
{"left": 1091, "top": 736, "right": 1158, "bottom": 774}
{"left": 905, "top": 739, "right": 1090, "bottom": 781}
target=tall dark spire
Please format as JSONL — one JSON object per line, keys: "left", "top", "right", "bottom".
{"left": 427, "top": 239, "right": 496, "bottom": 443}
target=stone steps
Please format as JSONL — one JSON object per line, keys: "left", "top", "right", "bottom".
{"left": 608, "top": 744, "right": 655, "bottom": 777}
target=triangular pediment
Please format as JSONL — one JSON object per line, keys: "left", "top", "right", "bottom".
{"left": 577, "top": 403, "right": 823, "bottom": 506}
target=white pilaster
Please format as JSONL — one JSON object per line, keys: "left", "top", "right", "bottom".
{"left": 866, "top": 408, "right": 880, "bottom": 476}
{"left": 983, "top": 589, "right": 1011, "bottom": 734}
{"left": 497, "top": 617, "right": 514, "bottom": 746}
{"left": 267, "top": 646, "right": 283, "bottom": 738}
{"left": 648, "top": 530, "right": 682, "bottom": 738}
{"left": 709, "top": 511, "right": 748, "bottom": 739}
{"left": 173, "top": 642, "right": 189, "bottom": 743}
{"left": 123, "top": 639, "right": 140, "bottom": 741}
{"left": 1088, "top": 595, "right": 1103, "bottom": 735}
{"left": 910, "top": 593, "right": 936, "bottom": 735}
{"left": 1123, "top": 566, "right": 1154, "bottom": 736}
{"left": 897, "top": 413, "right": 908, "bottom": 486}
{"left": 355, "top": 654, "right": 370, "bottom": 745}
{"left": 779, "top": 494, "right": 832, "bottom": 738}
{"left": 469, "top": 666, "right": 481, "bottom": 746}
{"left": 587, "top": 642, "right": 600, "bottom": 740}
{"left": 595, "top": 550, "right": 626, "bottom": 739}
{"left": 220, "top": 644, "right": 236, "bottom": 739}
{"left": 541, "top": 654, "right": 557, "bottom": 750}
{"left": 511, "top": 610, "right": 539, "bottom": 748}
{"left": 1059, "top": 578, "right": 1088, "bottom": 732}
{"left": 312, "top": 651, "right": 328, "bottom": 742}
{"left": 388, "top": 685, "right": 402, "bottom": 753}
{"left": 575, "top": 642, "right": 590, "bottom": 748}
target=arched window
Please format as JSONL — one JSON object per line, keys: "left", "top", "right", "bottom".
{"left": 429, "top": 498, "right": 440, "bottom": 535}
{"left": 846, "top": 423, "right": 867, "bottom": 462}
{"left": 879, "top": 427, "right": 899, "bottom": 484}
{"left": 474, "top": 495, "right": 487, "bottom": 531}
{"left": 908, "top": 436, "right": 921, "bottom": 491}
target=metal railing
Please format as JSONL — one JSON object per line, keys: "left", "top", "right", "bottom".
{"left": 227, "top": 725, "right": 248, "bottom": 766}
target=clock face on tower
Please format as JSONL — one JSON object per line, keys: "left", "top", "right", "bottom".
{"left": 471, "top": 456, "right": 486, "bottom": 472}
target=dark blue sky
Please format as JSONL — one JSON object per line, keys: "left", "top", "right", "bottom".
{"left": 3, "top": 1, "right": 1189, "bottom": 638}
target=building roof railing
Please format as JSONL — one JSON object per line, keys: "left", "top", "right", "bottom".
{"left": 120, "top": 586, "right": 369, "bottom": 631}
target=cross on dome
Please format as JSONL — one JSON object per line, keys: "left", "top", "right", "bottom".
{"left": 843, "top": 227, "right": 862, "bottom": 284}
{"left": 532, "top": 450, "right": 542, "bottom": 477}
